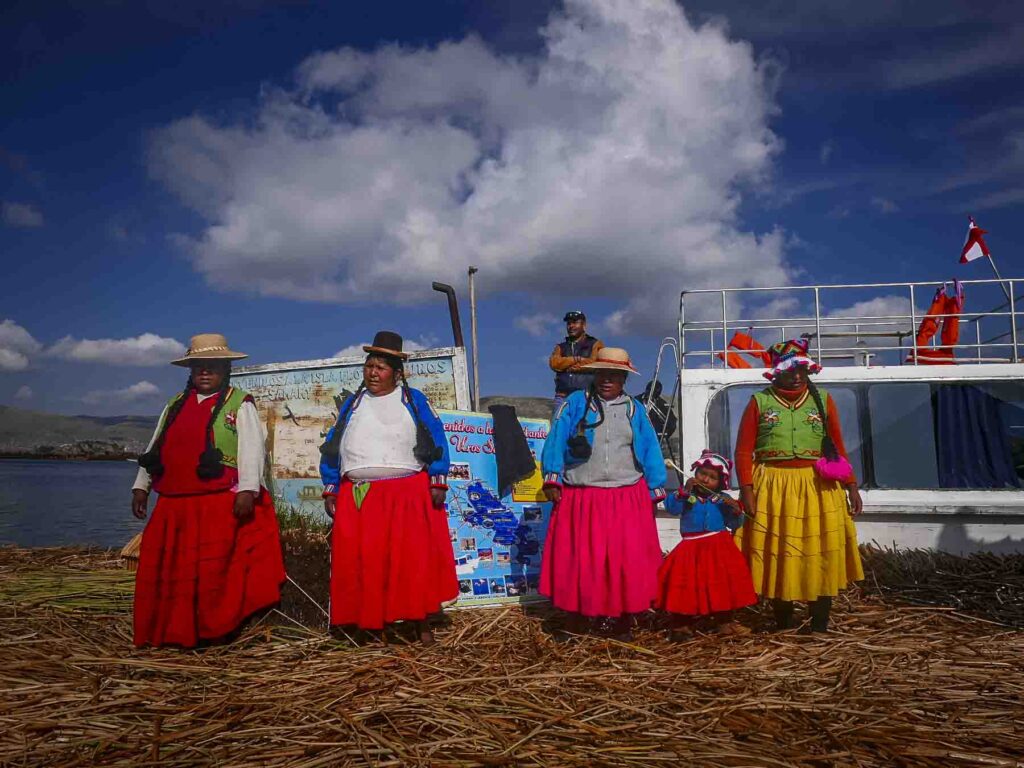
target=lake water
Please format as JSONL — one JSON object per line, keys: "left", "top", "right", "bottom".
{"left": 0, "top": 459, "right": 145, "bottom": 548}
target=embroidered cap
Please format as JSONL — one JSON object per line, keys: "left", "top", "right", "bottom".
{"left": 690, "top": 450, "right": 733, "bottom": 489}
{"left": 563, "top": 310, "right": 586, "bottom": 322}
{"left": 765, "top": 338, "right": 822, "bottom": 381}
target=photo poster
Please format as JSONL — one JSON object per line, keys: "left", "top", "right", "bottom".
{"left": 440, "top": 410, "right": 553, "bottom": 608}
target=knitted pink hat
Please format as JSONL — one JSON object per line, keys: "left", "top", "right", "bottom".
{"left": 690, "top": 450, "right": 733, "bottom": 490}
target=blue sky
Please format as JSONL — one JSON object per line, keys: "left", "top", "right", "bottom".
{"left": 2, "top": 0, "right": 1023, "bottom": 415}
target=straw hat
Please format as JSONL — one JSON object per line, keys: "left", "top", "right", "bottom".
{"left": 171, "top": 333, "right": 248, "bottom": 367}
{"left": 362, "top": 330, "right": 410, "bottom": 361}
{"left": 580, "top": 347, "right": 640, "bottom": 374}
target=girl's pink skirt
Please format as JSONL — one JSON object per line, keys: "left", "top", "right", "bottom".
{"left": 656, "top": 531, "right": 757, "bottom": 616}
{"left": 540, "top": 480, "right": 662, "bottom": 617}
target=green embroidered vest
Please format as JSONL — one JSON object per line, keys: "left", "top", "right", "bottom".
{"left": 752, "top": 387, "right": 828, "bottom": 462}
{"left": 158, "top": 387, "right": 250, "bottom": 467}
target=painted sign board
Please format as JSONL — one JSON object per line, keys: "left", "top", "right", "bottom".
{"left": 233, "top": 347, "right": 471, "bottom": 518}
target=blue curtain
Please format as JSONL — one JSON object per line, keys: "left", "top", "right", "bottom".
{"left": 935, "top": 385, "right": 1021, "bottom": 489}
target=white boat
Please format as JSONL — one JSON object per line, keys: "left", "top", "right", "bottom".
{"left": 654, "top": 277, "right": 1024, "bottom": 555}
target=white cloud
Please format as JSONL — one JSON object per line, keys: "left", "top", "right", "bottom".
{"left": 871, "top": 196, "right": 899, "bottom": 214}
{"left": 819, "top": 140, "right": 834, "bottom": 165}
{"left": 1, "top": 201, "right": 44, "bottom": 228}
{"left": 48, "top": 333, "right": 186, "bottom": 366}
{"left": 81, "top": 380, "right": 162, "bottom": 405}
{"left": 14, "top": 385, "right": 33, "bottom": 401}
{"left": 882, "top": 25, "right": 1024, "bottom": 90}
{"left": 149, "top": 0, "right": 789, "bottom": 336}
{"left": 333, "top": 336, "right": 431, "bottom": 359}
{"left": 515, "top": 312, "right": 562, "bottom": 338}
{"left": 0, "top": 319, "right": 42, "bottom": 371}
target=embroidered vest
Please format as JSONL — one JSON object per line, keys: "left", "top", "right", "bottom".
{"left": 156, "top": 387, "right": 250, "bottom": 466}
{"left": 752, "top": 387, "right": 828, "bottom": 462}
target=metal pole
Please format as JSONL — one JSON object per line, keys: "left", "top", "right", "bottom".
{"left": 813, "top": 288, "right": 822, "bottom": 360}
{"left": 909, "top": 284, "right": 917, "bottom": 366}
{"left": 1010, "top": 281, "right": 1019, "bottom": 362}
{"left": 987, "top": 255, "right": 1012, "bottom": 303}
{"left": 468, "top": 267, "right": 480, "bottom": 411}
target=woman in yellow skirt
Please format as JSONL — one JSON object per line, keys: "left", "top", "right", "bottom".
{"left": 735, "top": 339, "right": 863, "bottom": 633}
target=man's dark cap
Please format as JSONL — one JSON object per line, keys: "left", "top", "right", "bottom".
{"left": 563, "top": 310, "right": 586, "bottom": 322}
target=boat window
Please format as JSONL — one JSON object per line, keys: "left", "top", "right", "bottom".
{"left": 868, "top": 384, "right": 940, "bottom": 488}
{"left": 707, "top": 384, "right": 862, "bottom": 484}
{"left": 706, "top": 380, "right": 1024, "bottom": 490}
{"left": 870, "top": 382, "right": 1024, "bottom": 489}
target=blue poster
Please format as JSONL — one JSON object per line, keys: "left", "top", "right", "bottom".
{"left": 440, "top": 411, "right": 552, "bottom": 607}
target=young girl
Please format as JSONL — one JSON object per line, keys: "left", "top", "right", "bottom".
{"left": 656, "top": 451, "right": 757, "bottom": 639}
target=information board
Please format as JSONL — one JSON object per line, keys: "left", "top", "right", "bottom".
{"left": 441, "top": 411, "right": 552, "bottom": 607}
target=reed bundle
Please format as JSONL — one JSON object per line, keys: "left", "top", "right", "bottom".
{"left": 1, "top": 544, "right": 1022, "bottom": 767}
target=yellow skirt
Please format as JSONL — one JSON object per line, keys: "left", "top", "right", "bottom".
{"left": 735, "top": 465, "right": 863, "bottom": 602}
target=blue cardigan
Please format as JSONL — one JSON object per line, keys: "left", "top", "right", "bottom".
{"left": 664, "top": 492, "right": 745, "bottom": 534}
{"left": 542, "top": 390, "right": 666, "bottom": 500}
{"left": 319, "top": 386, "right": 449, "bottom": 494}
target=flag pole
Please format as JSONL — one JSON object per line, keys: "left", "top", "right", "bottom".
{"left": 987, "top": 254, "right": 1012, "bottom": 303}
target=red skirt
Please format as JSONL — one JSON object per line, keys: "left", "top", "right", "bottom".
{"left": 656, "top": 531, "right": 757, "bottom": 616}
{"left": 133, "top": 489, "right": 285, "bottom": 647}
{"left": 330, "top": 472, "right": 457, "bottom": 629}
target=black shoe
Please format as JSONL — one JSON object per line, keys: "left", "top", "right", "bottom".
{"left": 773, "top": 600, "right": 795, "bottom": 631}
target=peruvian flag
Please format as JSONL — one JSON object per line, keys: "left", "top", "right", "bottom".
{"left": 960, "top": 215, "right": 991, "bottom": 263}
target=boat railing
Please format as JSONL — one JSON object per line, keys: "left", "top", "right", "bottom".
{"left": 678, "top": 278, "right": 1023, "bottom": 369}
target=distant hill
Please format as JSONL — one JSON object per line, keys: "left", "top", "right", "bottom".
{"left": 479, "top": 396, "right": 554, "bottom": 421}
{"left": 0, "top": 406, "right": 156, "bottom": 460}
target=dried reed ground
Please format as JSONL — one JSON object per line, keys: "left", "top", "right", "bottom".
{"left": 1, "top": 540, "right": 1022, "bottom": 768}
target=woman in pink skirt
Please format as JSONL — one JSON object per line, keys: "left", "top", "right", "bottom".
{"left": 541, "top": 347, "right": 667, "bottom": 640}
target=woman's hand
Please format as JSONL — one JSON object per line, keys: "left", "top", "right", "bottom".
{"left": 739, "top": 485, "right": 757, "bottom": 518}
{"left": 544, "top": 485, "right": 562, "bottom": 504}
{"left": 430, "top": 488, "right": 447, "bottom": 509}
{"left": 131, "top": 489, "right": 149, "bottom": 520}
{"left": 233, "top": 491, "right": 256, "bottom": 522}
{"left": 324, "top": 496, "right": 336, "bottom": 519}
{"left": 846, "top": 485, "right": 863, "bottom": 517}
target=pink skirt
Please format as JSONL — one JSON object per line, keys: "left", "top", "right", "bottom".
{"left": 540, "top": 480, "right": 662, "bottom": 617}
{"left": 656, "top": 531, "right": 757, "bottom": 616}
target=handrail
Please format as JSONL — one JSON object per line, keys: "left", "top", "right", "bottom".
{"left": 679, "top": 277, "right": 1022, "bottom": 369}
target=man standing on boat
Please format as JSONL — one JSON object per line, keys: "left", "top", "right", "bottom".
{"left": 549, "top": 310, "right": 604, "bottom": 410}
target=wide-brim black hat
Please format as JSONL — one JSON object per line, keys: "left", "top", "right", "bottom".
{"left": 363, "top": 330, "right": 410, "bottom": 360}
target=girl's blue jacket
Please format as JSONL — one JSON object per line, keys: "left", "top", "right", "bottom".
{"left": 541, "top": 390, "right": 667, "bottom": 500}
{"left": 319, "top": 386, "right": 449, "bottom": 495}
{"left": 664, "top": 492, "right": 745, "bottom": 534}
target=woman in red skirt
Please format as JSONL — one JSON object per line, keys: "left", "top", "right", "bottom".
{"left": 131, "top": 333, "right": 285, "bottom": 648}
{"left": 656, "top": 451, "right": 756, "bottom": 639}
{"left": 319, "top": 331, "right": 456, "bottom": 643}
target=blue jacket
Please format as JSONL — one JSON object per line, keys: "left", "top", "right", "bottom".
{"left": 319, "top": 386, "right": 449, "bottom": 494}
{"left": 664, "top": 492, "right": 745, "bottom": 534}
{"left": 542, "top": 390, "right": 666, "bottom": 500}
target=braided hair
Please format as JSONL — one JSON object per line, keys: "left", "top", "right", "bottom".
{"left": 318, "top": 354, "right": 441, "bottom": 465}
{"left": 196, "top": 377, "right": 231, "bottom": 479}
{"left": 806, "top": 379, "right": 839, "bottom": 461}
{"left": 137, "top": 371, "right": 232, "bottom": 479}
{"left": 567, "top": 382, "right": 612, "bottom": 459}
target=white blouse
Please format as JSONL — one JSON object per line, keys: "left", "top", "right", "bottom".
{"left": 339, "top": 389, "right": 422, "bottom": 480}
{"left": 132, "top": 393, "right": 266, "bottom": 494}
